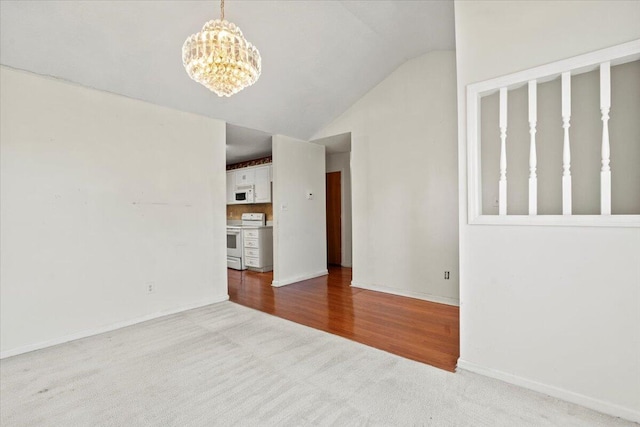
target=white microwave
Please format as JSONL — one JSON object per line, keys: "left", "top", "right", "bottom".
{"left": 234, "top": 186, "right": 255, "bottom": 204}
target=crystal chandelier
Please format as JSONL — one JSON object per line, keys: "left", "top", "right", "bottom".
{"left": 182, "top": 0, "right": 261, "bottom": 97}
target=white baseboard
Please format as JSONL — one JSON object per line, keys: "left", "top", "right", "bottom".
{"left": 351, "top": 281, "right": 459, "bottom": 307}
{"left": 457, "top": 359, "right": 640, "bottom": 423}
{"left": 0, "top": 294, "right": 229, "bottom": 360}
{"left": 272, "top": 270, "right": 329, "bottom": 287}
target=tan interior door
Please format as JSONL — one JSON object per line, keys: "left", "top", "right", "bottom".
{"left": 326, "top": 171, "right": 342, "bottom": 266}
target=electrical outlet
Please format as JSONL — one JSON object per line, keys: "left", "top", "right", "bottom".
{"left": 146, "top": 282, "right": 155, "bottom": 294}
{"left": 444, "top": 271, "right": 450, "bottom": 280}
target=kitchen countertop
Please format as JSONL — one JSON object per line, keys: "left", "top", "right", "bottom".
{"left": 227, "top": 224, "right": 272, "bottom": 229}
{"left": 227, "top": 220, "right": 273, "bottom": 227}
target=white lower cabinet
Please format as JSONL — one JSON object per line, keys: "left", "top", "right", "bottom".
{"left": 242, "top": 227, "right": 273, "bottom": 272}
{"left": 244, "top": 248, "right": 260, "bottom": 258}
{"left": 245, "top": 257, "right": 260, "bottom": 268}
{"left": 244, "top": 238, "right": 259, "bottom": 248}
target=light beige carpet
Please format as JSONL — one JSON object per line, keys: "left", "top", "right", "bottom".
{"left": 0, "top": 302, "right": 635, "bottom": 426}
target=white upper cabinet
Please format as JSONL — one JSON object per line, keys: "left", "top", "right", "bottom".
{"left": 226, "top": 171, "right": 235, "bottom": 204}
{"left": 235, "top": 168, "right": 255, "bottom": 187}
{"left": 254, "top": 166, "right": 271, "bottom": 203}
{"left": 227, "top": 164, "right": 272, "bottom": 205}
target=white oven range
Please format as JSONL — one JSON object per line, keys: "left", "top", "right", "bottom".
{"left": 227, "top": 213, "right": 267, "bottom": 270}
{"left": 226, "top": 226, "right": 244, "bottom": 270}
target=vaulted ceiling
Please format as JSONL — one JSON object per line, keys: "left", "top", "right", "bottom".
{"left": 0, "top": 1, "right": 455, "bottom": 140}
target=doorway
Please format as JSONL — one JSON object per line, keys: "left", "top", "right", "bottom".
{"left": 311, "top": 131, "right": 352, "bottom": 268}
{"left": 326, "top": 171, "right": 342, "bottom": 266}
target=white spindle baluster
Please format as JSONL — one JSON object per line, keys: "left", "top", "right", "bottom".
{"left": 528, "top": 80, "right": 537, "bottom": 216}
{"left": 561, "top": 72, "right": 572, "bottom": 215}
{"left": 499, "top": 87, "right": 508, "bottom": 215}
{"left": 600, "top": 62, "right": 611, "bottom": 215}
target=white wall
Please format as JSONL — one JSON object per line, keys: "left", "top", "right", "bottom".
{"left": 0, "top": 67, "right": 228, "bottom": 357}
{"left": 313, "top": 51, "right": 459, "bottom": 306}
{"left": 326, "top": 152, "right": 352, "bottom": 267}
{"left": 272, "top": 135, "right": 327, "bottom": 286}
{"left": 455, "top": 1, "right": 640, "bottom": 422}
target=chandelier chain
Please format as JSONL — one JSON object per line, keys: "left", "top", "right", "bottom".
{"left": 220, "top": 0, "right": 224, "bottom": 20}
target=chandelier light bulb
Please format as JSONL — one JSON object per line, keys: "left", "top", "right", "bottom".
{"left": 182, "top": 0, "right": 261, "bottom": 97}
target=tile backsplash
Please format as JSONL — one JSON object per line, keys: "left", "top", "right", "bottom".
{"left": 227, "top": 203, "right": 273, "bottom": 221}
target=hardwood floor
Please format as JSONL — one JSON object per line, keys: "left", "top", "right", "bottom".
{"left": 228, "top": 266, "right": 459, "bottom": 372}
